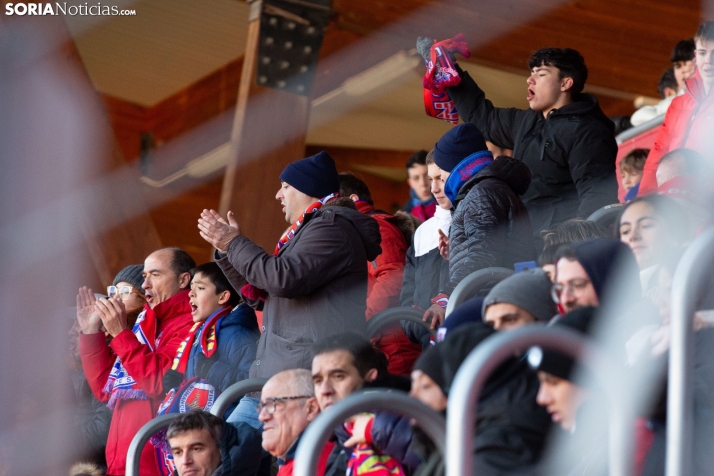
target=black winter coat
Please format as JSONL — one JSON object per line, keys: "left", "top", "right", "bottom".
{"left": 445, "top": 157, "right": 535, "bottom": 295}
{"left": 448, "top": 68, "right": 618, "bottom": 235}
{"left": 370, "top": 359, "right": 551, "bottom": 475}
{"left": 400, "top": 245, "right": 449, "bottom": 348}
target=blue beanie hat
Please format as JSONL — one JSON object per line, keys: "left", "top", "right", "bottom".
{"left": 433, "top": 123, "right": 488, "bottom": 172}
{"left": 279, "top": 151, "right": 340, "bottom": 198}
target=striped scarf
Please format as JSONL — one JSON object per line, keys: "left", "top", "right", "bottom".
{"left": 103, "top": 308, "right": 155, "bottom": 409}
{"left": 241, "top": 192, "right": 339, "bottom": 301}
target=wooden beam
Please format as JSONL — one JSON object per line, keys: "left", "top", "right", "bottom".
{"left": 220, "top": 1, "right": 313, "bottom": 250}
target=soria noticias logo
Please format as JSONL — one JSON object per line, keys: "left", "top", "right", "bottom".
{"left": 5, "top": 3, "right": 137, "bottom": 16}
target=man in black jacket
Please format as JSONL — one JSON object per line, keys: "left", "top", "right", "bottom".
{"left": 445, "top": 47, "right": 618, "bottom": 238}
{"left": 167, "top": 410, "right": 262, "bottom": 476}
{"left": 422, "top": 124, "right": 535, "bottom": 329}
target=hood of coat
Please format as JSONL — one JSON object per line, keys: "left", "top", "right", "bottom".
{"left": 221, "top": 303, "right": 258, "bottom": 332}
{"left": 316, "top": 201, "right": 383, "bottom": 261}
{"left": 456, "top": 156, "right": 532, "bottom": 200}
{"left": 552, "top": 93, "right": 615, "bottom": 133}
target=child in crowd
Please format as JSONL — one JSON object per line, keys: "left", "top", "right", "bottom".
{"left": 630, "top": 69, "right": 679, "bottom": 126}
{"left": 161, "top": 262, "right": 259, "bottom": 396}
{"left": 621, "top": 148, "right": 649, "bottom": 202}
{"left": 671, "top": 38, "right": 696, "bottom": 92}
{"left": 155, "top": 262, "right": 259, "bottom": 476}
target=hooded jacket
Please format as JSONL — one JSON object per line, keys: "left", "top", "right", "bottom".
{"left": 203, "top": 421, "right": 263, "bottom": 476}
{"left": 445, "top": 156, "right": 535, "bottom": 295}
{"left": 184, "top": 303, "right": 260, "bottom": 392}
{"left": 638, "top": 70, "right": 714, "bottom": 196}
{"left": 80, "top": 290, "right": 194, "bottom": 476}
{"left": 216, "top": 203, "right": 382, "bottom": 379}
{"left": 355, "top": 325, "right": 550, "bottom": 475}
{"left": 448, "top": 68, "right": 618, "bottom": 235}
{"left": 355, "top": 201, "right": 422, "bottom": 376}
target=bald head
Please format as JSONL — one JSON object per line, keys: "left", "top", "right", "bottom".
{"left": 142, "top": 248, "right": 194, "bottom": 308}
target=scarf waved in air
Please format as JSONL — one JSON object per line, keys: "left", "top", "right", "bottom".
{"left": 241, "top": 192, "right": 340, "bottom": 301}
{"left": 421, "top": 34, "right": 470, "bottom": 124}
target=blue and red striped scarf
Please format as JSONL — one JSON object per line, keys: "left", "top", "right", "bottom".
{"left": 103, "top": 308, "right": 155, "bottom": 409}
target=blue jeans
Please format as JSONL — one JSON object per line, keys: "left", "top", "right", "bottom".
{"left": 227, "top": 395, "right": 263, "bottom": 432}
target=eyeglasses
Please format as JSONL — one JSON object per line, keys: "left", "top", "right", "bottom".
{"left": 551, "top": 278, "right": 591, "bottom": 303}
{"left": 107, "top": 285, "right": 142, "bottom": 300}
{"left": 256, "top": 396, "right": 312, "bottom": 415}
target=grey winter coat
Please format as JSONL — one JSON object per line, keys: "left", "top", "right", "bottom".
{"left": 216, "top": 203, "right": 382, "bottom": 379}
{"left": 445, "top": 157, "right": 535, "bottom": 295}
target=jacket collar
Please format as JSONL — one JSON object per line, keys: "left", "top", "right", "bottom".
{"left": 685, "top": 69, "right": 713, "bottom": 103}
{"left": 279, "top": 430, "right": 305, "bottom": 464}
{"left": 146, "top": 289, "right": 191, "bottom": 330}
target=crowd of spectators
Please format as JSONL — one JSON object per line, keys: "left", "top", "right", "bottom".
{"left": 68, "top": 20, "right": 714, "bottom": 476}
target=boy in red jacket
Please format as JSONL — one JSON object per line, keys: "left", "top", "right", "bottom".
{"left": 639, "top": 21, "right": 714, "bottom": 196}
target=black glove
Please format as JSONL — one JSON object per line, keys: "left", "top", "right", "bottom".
{"left": 162, "top": 369, "right": 184, "bottom": 395}
{"left": 195, "top": 352, "right": 219, "bottom": 379}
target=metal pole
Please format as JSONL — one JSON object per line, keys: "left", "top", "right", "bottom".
{"left": 666, "top": 226, "right": 714, "bottom": 476}
{"left": 446, "top": 326, "right": 630, "bottom": 476}
{"left": 126, "top": 414, "right": 178, "bottom": 476}
{"left": 209, "top": 378, "right": 268, "bottom": 417}
{"left": 445, "top": 267, "right": 513, "bottom": 317}
{"left": 366, "top": 307, "right": 436, "bottom": 338}
{"left": 293, "top": 391, "right": 446, "bottom": 476}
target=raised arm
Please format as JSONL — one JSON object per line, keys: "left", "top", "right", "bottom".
{"left": 448, "top": 66, "right": 525, "bottom": 149}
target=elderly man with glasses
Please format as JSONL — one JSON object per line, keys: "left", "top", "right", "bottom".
{"left": 258, "top": 369, "right": 333, "bottom": 476}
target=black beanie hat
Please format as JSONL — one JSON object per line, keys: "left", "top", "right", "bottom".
{"left": 528, "top": 306, "right": 596, "bottom": 381}
{"left": 433, "top": 123, "right": 488, "bottom": 172}
{"left": 415, "top": 323, "right": 495, "bottom": 395}
{"left": 571, "top": 238, "right": 639, "bottom": 300}
{"left": 279, "top": 151, "right": 340, "bottom": 199}
{"left": 113, "top": 264, "right": 145, "bottom": 295}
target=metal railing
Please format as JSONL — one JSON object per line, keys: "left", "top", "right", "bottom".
{"left": 210, "top": 378, "right": 268, "bottom": 417}
{"left": 293, "top": 391, "right": 446, "bottom": 476}
{"left": 126, "top": 414, "right": 179, "bottom": 476}
{"left": 446, "top": 325, "right": 632, "bottom": 476}
{"left": 445, "top": 267, "right": 514, "bottom": 317}
{"left": 666, "top": 226, "right": 714, "bottom": 476}
{"left": 616, "top": 114, "right": 664, "bottom": 144}
{"left": 366, "top": 306, "right": 436, "bottom": 338}
{"left": 126, "top": 378, "right": 267, "bottom": 476}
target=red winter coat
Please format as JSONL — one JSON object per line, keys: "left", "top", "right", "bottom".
{"left": 639, "top": 70, "right": 714, "bottom": 196}
{"left": 356, "top": 201, "right": 422, "bottom": 376}
{"left": 79, "top": 290, "right": 194, "bottom": 476}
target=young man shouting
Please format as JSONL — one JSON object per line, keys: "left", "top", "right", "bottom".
{"left": 445, "top": 47, "right": 618, "bottom": 238}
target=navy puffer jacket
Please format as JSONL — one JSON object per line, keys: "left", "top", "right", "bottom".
{"left": 445, "top": 157, "right": 535, "bottom": 295}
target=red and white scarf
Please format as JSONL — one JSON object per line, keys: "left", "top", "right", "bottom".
{"left": 241, "top": 192, "right": 339, "bottom": 301}
{"left": 103, "top": 308, "right": 156, "bottom": 409}
{"left": 422, "top": 34, "right": 470, "bottom": 125}
{"left": 169, "top": 307, "right": 228, "bottom": 373}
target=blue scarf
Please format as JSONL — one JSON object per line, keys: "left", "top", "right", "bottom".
{"left": 443, "top": 150, "right": 494, "bottom": 204}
